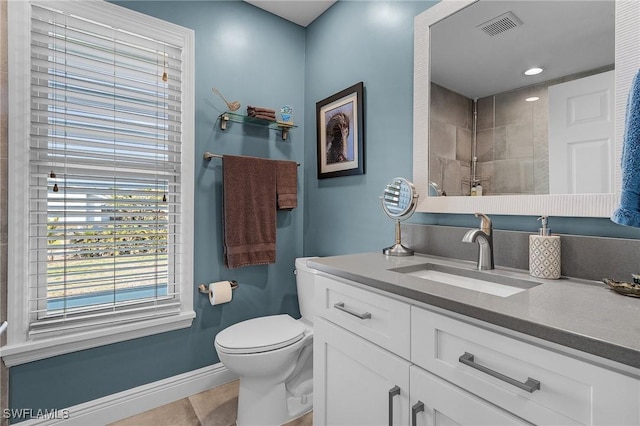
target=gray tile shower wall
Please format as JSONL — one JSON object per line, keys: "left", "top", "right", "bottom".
{"left": 429, "top": 83, "right": 472, "bottom": 196}
{"left": 404, "top": 223, "right": 639, "bottom": 282}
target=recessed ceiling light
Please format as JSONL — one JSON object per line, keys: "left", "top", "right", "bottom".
{"left": 524, "top": 67, "right": 543, "bottom": 76}
{"left": 525, "top": 96, "right": 540, "bottom": 102}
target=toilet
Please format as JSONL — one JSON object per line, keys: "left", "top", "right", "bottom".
{"left": 214, "top": 257, "right": 318, "bottom": 426}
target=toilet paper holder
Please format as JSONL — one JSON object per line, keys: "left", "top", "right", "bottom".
{"left": 198, "top": 280, "right": 239, "bottom": 295}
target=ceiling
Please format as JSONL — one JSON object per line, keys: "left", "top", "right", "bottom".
{"left": 244, "top": 0, "right": 337, "bottom": 27}
{"left": 430, "top": 0, "right": 614, "bottom": 99}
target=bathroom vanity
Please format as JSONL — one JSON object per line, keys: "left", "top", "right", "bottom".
{"left": 310, "top": 253, "right": 640, "bottom": 426}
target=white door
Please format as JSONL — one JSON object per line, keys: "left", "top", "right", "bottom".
{"left": 548, "top": 70, "right": 614, "bottom": 194}
{"left": 409, "top": 366, "right": 528, "bottom": 426}
{"left": 313, "top": 317, "right": 411, "bottom": 426}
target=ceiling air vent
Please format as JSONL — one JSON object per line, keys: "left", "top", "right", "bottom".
{"left": 477, "top": 11, "right": 522, "bottom": 37}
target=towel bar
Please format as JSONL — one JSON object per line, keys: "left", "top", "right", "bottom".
{"left": 203, "top": 151, "right": 300, "bottom": 166}
{"left": 203, "top": 152, "right": 223, "bottom": 160}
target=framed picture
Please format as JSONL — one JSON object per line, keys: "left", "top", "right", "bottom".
{"left": 316, "top": 82, "right": 364, "bottom": 179}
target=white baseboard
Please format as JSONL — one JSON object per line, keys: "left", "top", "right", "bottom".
{"left": 18, "top": 363, "right": 237, "bottom": 426}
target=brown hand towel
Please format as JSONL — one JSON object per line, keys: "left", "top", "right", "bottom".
{"left": 247, "top": 105, "right": 276, "bottom": 114}
{"left": 276, "top": 160, "right": 298, "bottom": 210}
{"left": 252, "top": 113, "right": 277, "bottom": 121}
{"left": 247, "top": 110, "right": 277, "bottom": 119}
{"left": 223, "top": 155, "right": 277, "bottom": 268}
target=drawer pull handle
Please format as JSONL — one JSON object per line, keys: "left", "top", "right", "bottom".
{"left": 388, "top": 385, "right": 400, "bottom": 426}
{"left": 411, "top": 401, "right": 425, "bottom": 426}
{"left": 458, "top": 352, "right": 541, "bottom": 393}
{"left": 334, "top": 302, "right": 372, "bottom": 320}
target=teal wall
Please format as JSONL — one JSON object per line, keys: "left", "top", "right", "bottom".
{"left": 304, "top": 1, "right": 439, "bottom": 256}
{"left": 9, "top": 0, "right": 640, "bottom": 417}
{"left": 303, "top": 0, "right": 640, "bottom": 260}
{"left": 10, "top": 0, "right": 307, "bottom": 415}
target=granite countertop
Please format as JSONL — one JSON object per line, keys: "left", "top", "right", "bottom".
{"left": 309, "top": 253, "right": 640, "bottom": 371}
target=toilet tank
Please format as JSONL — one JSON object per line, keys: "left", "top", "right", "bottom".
{"left": 295, "top": 257, "right": 319, "bottom": 324}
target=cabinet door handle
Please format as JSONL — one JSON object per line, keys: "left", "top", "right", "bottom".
{"left": 411, "top": 401, "right": 425, "bottom": 426}
{"left": 333, "top": 302, "right": 372, "bottom": 320}
{"left": 388, "top": 385, "right": 400, "bottom": 426}
{"left": 458, "top": 352, "right": 541, "bottom": 393}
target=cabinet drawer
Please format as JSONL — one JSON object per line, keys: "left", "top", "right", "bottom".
{"left": 410, "top": 365, "right": 527, "bottom": 426}
{"left": 411, "top": 306, "right": 640, "bottom": 426}
{"left": 315, "top": 275, "right": 410, "bottom": 359}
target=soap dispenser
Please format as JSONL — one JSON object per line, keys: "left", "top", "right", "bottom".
{"left": 529, "top": 216, "right": 561, "bottom": 279}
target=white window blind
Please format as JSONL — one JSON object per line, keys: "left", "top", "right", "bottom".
{"left": 28, "top": 3, "right": 184, "bottom": 336}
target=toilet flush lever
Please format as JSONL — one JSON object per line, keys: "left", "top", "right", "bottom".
{"left": 334, "top": 302, "right": 372, "bottom": 320}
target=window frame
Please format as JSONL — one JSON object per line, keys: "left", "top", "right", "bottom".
{"left": 2, "top": 0, "right": 195, "bottom": 367}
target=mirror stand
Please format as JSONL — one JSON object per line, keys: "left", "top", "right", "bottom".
{"left": 383, "top": 217, "right": 414, "bottom": 256}
{"left": 381, "top": 177, "right": 418, "bottom": 256}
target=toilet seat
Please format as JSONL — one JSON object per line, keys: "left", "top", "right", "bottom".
{"left": 215, "top": 314, "right": 306, "bottom": 354}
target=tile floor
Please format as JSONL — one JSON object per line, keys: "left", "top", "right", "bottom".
{"left": 109, "top": 380, "right": 312, "bottom": 426}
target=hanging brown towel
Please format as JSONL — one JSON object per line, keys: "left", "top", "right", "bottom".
{"left": 223, "top": 155, "right": 277, "bottom": 268}
{"left": 276, "top": 160, "right": 298, "bottom": 210}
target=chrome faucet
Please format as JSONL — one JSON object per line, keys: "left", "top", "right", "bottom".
{"left": 462, "top": 213, "right": 494, "bottom": 270}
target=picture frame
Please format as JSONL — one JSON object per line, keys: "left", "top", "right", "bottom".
{"left": 316, "top": 82, "right": 365, "bottom": 179}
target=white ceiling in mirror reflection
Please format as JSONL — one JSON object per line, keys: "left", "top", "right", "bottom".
{"left": 413, "top": 0, "right": 640, "bottom": 217}
{"left": 430, "top": 0, "right": 614, "bottom": 99}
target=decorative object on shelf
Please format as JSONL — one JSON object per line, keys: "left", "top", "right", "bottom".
{"left": 212, "top": 87, "right": 241, "bottom": 111}
{"left": 316, "top": 82, "right": 365, "bottom": 179}
{"left": 280, "top": 105, "right": 293, "bottom": 123}
{"left": 381, "top": 177, "right": 418, "bottom": 256}
{"left": 247, "top": 105, "right": 276, "bottom": 121}
{"left": 217, "top": 112, "right": 296, "bottom": 140}
{"left": 602, "top": 277, "right": 640, "bottom": 298}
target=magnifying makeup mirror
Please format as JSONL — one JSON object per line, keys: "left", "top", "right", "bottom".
{"left": 381, "top": 177, "right": 418, "bottom": 256}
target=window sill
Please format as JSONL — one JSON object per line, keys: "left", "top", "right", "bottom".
{"left": 0, "top": 311, "right": 196, "bottom": 367}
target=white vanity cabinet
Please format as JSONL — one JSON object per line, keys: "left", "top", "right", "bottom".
{"left": 314, "top": 318, "right": 411, "bottom": 425}
{"left": 313, "top": 273, "right": 640, "bottom": 426}
{"left": 313, "top": 275, "right": 411, "bottom": 425}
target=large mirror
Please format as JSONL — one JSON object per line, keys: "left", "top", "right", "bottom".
{"left": 413, "top": 0, "right": 640, "bottom": 216}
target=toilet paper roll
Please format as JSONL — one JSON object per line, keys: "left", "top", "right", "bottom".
{"left": 209, "top": 281, "right": 233, "bottom": 306}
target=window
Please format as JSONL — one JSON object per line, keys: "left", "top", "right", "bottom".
{"left": 3, "top": 0, "right": 195, "bottom": 366}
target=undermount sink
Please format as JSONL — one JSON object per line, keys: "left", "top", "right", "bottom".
{"left": 389, "top": 263, "right": 541, "bottom": 297}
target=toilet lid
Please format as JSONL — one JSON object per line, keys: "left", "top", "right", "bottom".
{"left": 215, "top": 314, "right": 306, "bottom": 354}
